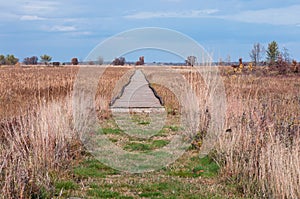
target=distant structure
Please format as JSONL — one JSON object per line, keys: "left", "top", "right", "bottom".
{"left": 135, "top": 56, "right": 144, "bottom": 65}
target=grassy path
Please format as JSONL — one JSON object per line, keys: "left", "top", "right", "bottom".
{"left": 54, "top": 151, "right": 245, "bottom": 199}
{"left": 52, "top": 123, "right": 246, "bottom": 198}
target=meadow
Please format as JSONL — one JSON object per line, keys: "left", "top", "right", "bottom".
{"left": 0, "top": 65, "right": 299, "bottom": 198}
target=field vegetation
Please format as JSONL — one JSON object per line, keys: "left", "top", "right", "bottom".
{"left": 0, "top": 64, "right": 299, "bottom": 198}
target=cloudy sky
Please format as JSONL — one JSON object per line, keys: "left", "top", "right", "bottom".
{"left": 1, "top": 0, "right": 300, "bottom": 63}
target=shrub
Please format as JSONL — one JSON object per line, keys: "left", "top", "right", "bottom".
{"left": 112, "top": 57, "right": 125, "bottom": 66}
{"left": 292, "top": 60, "right": 299, "bottom": 73}
{"left": 270, "top": 54, "right": 289, "bottom": 74}
{"left": 71, "top": 57, "right": 78, "bottom": 65}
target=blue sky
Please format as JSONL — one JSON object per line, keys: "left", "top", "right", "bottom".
{"left": 1, "top": 0, "right": 300, "bottom": 63}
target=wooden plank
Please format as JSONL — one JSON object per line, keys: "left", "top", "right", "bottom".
{"left": 111, "top": 70, "right": 163, "bottom": 108}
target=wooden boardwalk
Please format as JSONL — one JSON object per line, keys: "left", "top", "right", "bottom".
{"left": 110, "top": 70, "right": 163, "bottom": 109}
{"left": 110, "top": 70, "right": 166, "bottom": 138}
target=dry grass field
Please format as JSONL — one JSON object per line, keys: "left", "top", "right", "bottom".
{"left": 0, "top": 65, "right": 299, "bottom": 198}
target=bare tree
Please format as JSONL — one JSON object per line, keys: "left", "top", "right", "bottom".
{"left": 249, "top": 43, "right": 265, "bottom": 66}
{"left": 226, "top": 55, "right": 231, "bottom": 65}
{"left": 23, "top": 56, "right": 38, "bottom": 65}
{"left": 218, "top": 57, "right": 224, "bottom": 66}
{"left": 98, "top": 56, "right": 104, "bottom": 65}
{"left": 186, "top": 56, "right": 196, "bottom": 66}
{"left": 281, "top": 47, "right": 291, "bottom": 64}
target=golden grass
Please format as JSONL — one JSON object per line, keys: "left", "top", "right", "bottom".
{"left": 0, "top": 66, "right": 77, "bottom": 118}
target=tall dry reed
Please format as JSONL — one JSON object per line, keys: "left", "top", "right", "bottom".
{"left": 0, "top": 99, "right": 81, "bottom": 198}
{"left": 216, "top": 74, "right": 300, "bottom": 198}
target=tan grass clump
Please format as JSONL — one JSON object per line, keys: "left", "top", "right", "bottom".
{"left": 216, "top": 74, "right": 300, "bottom": 198}
{"left": 0, "top": 99, "right": 81, "bottom": 199}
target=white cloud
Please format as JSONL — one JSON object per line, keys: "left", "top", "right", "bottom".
{"left": 0, "top": 1, "right": 63, "bottom": 21}
{"left": 125, "top": 3, "right": 300, "bottom": 26}
{"left": 70, "top": 31, "right": 93, "bottom": 36}
{"left": 225, "top": 5, "right": 300, "bottom": 26}
{"left": 42, "top": 25, "right": 77, "bottom": 32}
{"left": 20, "top": 15, "right": 47, "bottom": 21}
{"left": 22, "top": 1, "right": 60, "bottom": 14}
{"left": 125, "top": 9, "right": 219, "bottom": 19}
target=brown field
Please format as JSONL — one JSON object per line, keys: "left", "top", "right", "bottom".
{"left": 0, "top": 65, "right": 299, "bottom": 198}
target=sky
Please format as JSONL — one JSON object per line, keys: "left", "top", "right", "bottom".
{"left": 1, "top": 0, "right": 300, "bottom": 63}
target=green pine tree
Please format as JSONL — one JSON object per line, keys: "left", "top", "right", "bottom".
{"left": 266, "top": 41, "right": 280, "bottom": 65}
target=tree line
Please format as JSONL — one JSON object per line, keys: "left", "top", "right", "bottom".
{"left": 249, "top": 41, "right": 292, "bottom": 66}
{"left": 0, "top": 54, "right": 19, "bottom": 65}
{"left": 248, "top": 41, "right": 298, "bottom": 73}
{"left": 0, "top": 41, "right": 298, "bottom": 70}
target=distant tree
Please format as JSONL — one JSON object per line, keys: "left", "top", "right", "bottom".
{"left": 40, "top": 54, "right": 52, "bottom": 65}
{"left": 5, "top": 54, "right": 19, "bottom": 65}
{"left": 98, "top": 56, "right": 104, "bottom": 65}
{"left": 119, "top": 57, "right": 126, "bottom": 65}
{"left": 135, "top": 56, "right": 144, "bottom": 65}
{"left": 186, "top": 56, "right": 196, "bottom": 66}
{"left": 218, "top": 57, "right": 224, "bottom": 66}
{"left": 52, "top": 62, "right": 60, "bottom": 67}
{"left": 23, "top": 57, "right": 30, "bottom": 65}
{"left": 266, "top": 41, "right": 280, "bottom": 65}
{"left": 281, "top": 47, "right": 291, "bottom": 64}
{"left": 31, "top": 56, "right": 38, "bottom": 65}
{"left": 249, "top": 43, "right": 265, "bottom": 66}
{"left": 226, "top": 55, "right": 231, "bottom": 65}
{"left": 0, "top": 55, "right": 5, "bottom": 65}
{"left": 23, "top": 56, "right": 38, "bottom": 65}
{"left": 71, "top": 57, "right": 79, "bottom": 65}
{"left": 112, "top": 57, "right": 125, "bottom": 66}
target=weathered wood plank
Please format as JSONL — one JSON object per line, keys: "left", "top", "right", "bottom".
{"left": 111, "top": 70, "right": 163, "bottom": 108}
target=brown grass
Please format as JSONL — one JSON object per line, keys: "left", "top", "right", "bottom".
{"left": 0, "top": 66, "right": 131, "bottom": 198}
{"left": 217, "top": 74, "right": 300, "bottom": 198}
{"left": 0, "top": 66, "right": 78, "bottom": 118}
{"left": 0, "top": 99, "right": 82, "bottom": 199}
{"left": 0, "top": 65, "right": 299, "bottom": 198}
